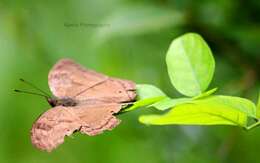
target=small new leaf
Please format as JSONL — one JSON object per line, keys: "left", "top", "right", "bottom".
{"left": 136, "top": 84, "right": 166, "bottom": 100}
{"left": 122, "top": 84, "right": 167, "bottom": 113}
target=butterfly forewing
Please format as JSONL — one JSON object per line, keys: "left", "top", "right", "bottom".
{"left": 48, "top": 59, "right": 108, "bottom": 98}
{"left": 48, "top": 59, "right": 136, "bottom": 102}
{"left": 74, "top": 78, "right": 136, "bottom": 102}
{"left": 31, "top": 103, "right": 122, "bottom": 152}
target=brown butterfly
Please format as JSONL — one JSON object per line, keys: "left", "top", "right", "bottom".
{"left": 17, "top": 59, "right": 136, "bottom": 152}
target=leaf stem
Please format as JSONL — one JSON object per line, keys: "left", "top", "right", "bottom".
{"left": 246, "top": 121, "right": 260, "bottom": 130}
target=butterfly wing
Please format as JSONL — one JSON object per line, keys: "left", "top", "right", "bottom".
{"left": 74, "top": 78, "right": 136, "bottom": 102}
{"left": 48, "top": 59, "right": 136, "bottom": 103}
{"left": 75, "top": 103, "right": 121, "bottom": 136}
{"left": 48, "top": 59, "right": 108, "bottom": 98}
{"left": 31, "top": 104, "right": 122, "bottom": 152}
{"left": 31, "top": 106, "right": 81, "bottom": 152}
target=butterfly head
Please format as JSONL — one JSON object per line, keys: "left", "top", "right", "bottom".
{"left": 47, "top": 98, "right": 59, "bottom": 107}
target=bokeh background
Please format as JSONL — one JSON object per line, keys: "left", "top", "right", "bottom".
{"left": 0, "top": 0, "right": 259, "bottom": 163}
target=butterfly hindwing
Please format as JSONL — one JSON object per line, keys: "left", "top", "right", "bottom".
{"left": 31, "top": 106, "right": 81, "bottom": 152}
{"left": 75, "top": 103, "right": 121, "bottom": 136}
{"left": 31, "top": 103, "right": 122, "bottom": 152}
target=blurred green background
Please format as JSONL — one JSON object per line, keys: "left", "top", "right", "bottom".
{"left": 0, "top": 0, "right": 259, "bottom": 163}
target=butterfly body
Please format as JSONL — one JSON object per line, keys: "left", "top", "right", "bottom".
{"left": 47, "top": 97, "right": 77, "bottom": 107}
{"left": 30, "top": 59, "right": 136, "bottom": 152}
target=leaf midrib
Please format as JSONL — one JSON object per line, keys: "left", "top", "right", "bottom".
{"left": 180, "top": 39, "right": 201, "bottom": 94}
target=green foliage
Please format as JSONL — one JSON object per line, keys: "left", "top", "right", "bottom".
{"left": 125, "top": 33, "right": 260, "bottom": 130}
{"left": 166, "top": 33, "right": 215, "bottom": 97}
{"left": 96, "top": 6, "right": 184, "bottom": 42}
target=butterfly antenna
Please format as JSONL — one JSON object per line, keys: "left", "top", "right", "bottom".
{"left": 14, "top": 89, "right": 49, "bottom": 99}
{"left": 19, "top": 78, "right": 51, "bottom": 97}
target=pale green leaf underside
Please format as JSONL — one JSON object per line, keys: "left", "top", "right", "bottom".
{"left": 166, "top": 33, "right": 215, "bottom": 97}
{"left": 139, "top": 95, "right": 256, "bottom": 127}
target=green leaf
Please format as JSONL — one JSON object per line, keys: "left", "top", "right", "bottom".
{"left": 136, "top": 84, "right": 166, "bottom": 100}
{"left": 122, "top": 96, "right": 165, "bottom": 113}
{"left": 121, "top": 84, "right": 166, "bottom": 113}
{"left": 257, "top": 91, "right": 260, "bottom": 118}
{"left": 166, "top": 33, "right": 215, "bottom": 97}
{"left": 192, "top": 88, "right": 218, "bottom": 100}
{"left": 202, "top": 96, "right": 256, "bottom": 118}
{"left": 139, "top": 95, "right": 256, "bottom": 127}
{"left": 150, "top": 97, "right": 191, "bottom": 111}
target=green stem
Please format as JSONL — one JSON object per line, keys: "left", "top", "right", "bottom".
{"left": 246, "top": 121, "right": 260, "bottom": 130}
